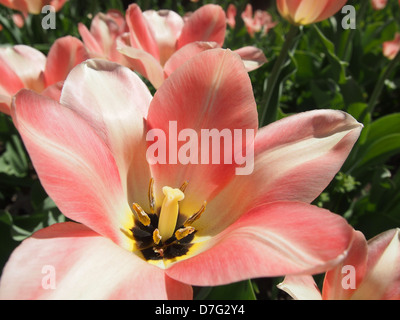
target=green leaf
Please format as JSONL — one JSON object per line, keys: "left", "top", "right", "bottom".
{"left": 312, "top": 24, "right": 348, "bottom": 85}
{"left": 201, "top": 280, "right": 257, "bottom": 300}
{"left": 358, "top": 133, "right": 400, "bottom": 168}
{"left": 0, "top": 134, "right": 29, "bottom": 177}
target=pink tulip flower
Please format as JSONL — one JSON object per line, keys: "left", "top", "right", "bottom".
{"left": 241, "top": 4, "right": 277, "bottom": 38}
{"left": 119, "top": 4, "right": 267, "bottom": 88}
{"left": 371, "top": 0, "right": 388, "bottom": 10}
{"left": 278, "top": 228, "right": 400, "bottom": 300}
{"left": 277, "top": 0, "right": 348, "bottom": 25}
{"left": 0, "top": 0, "right": 67, "bottom": 14}
{"left": 78, "top": 10, "right": 129, "bottom": 67}
{"left": 226, "top": 4, "right": 237, "bottom": 29}
{"left": 0, "top": 49, "right": 362, "bottom": 299}
{"left": 0, "top": 36, "right": 89, "bottom": 115}
{"left": 383, "top": 33, "right": 400, "bottom": 60}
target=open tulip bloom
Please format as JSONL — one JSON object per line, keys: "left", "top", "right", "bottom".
{"left": 0, "top": 49, "right": 363, "bottom": 299}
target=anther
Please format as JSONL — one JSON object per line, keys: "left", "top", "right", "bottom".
{"left": 179, "top": 181, "right": 189, "bottom": 193}
{"left": 148, "top": 177, "right": 156, "bottom": 214}
{"left": 153, "top": 228, "right": 162, "bottom": 245}
{"left": 183, "top": 201, "right": 207, "bottom": 227}
{"left": 175, "top": 226, "right": 195, "bottom": 241}
{"left": 132, "top": 203, "right": 151, "bottom": 226}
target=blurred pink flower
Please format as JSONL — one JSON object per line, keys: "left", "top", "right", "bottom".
{"left": 78, "top": 9, "right": 129, "bottom": 67}
{"left": 0, "top": 0, "right": 67, "bottom": 14}
{"left": 241, "top": 4, "right": 277, "bottom": 37}
{"left": 371, "top": 0, "right": 387, "bottom": 10}
{"left": 278, "top": 228, "right": 400, "bottom": 300}
{"left": 0, "top": 49, "right": 362, "bottom": 299}
{"left": 226, "top": 3, "right": 237, "bottom": 29}
{"left": 0, "top": 36, "right": 88, "bottom": 115}
{"left": 12, "top": 13, "right": 27, "bottom": 28}
{"left": 383, "top": 33, "right": 400, "bottom": 60}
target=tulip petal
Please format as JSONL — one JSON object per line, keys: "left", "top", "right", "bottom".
{"left": 12, "top": 90, "right": 131, "bottom": 248}
{"left": 147, "top": 48, "right": 258, "bottom": 215}
{"left": 0, "top": 45, "right": 46, "bottom": 93}
{"left": 44, "top": 36, "right": 89, "bottom": 87}
{"left": 277, "top": 275, "right": 322, "bottom": 300}
{"left": 118, "top": 45, "right": 165, "bottom": 89}
{"left": 177, "top": 4, "right": 226, "bottom": 49}
{"left": 352, "top": 228, "right": 400, "bottom": 300}
{"left": 166, "top": 201, "right": 353, "bottom": 286}
{"left": 315, "top": 0, "right": 348, "bottom": 23}
{"left": 163, "top": 41, "right": 219, "bottom": 77}
{"left": 197, "top": 110, "right": 361, "bottom": 235}
{"left": 78, "top": 22, "right": 104, "bottom": 56}
{"left": 322, "top": 230, "right": 368, "bottom": 300}
{"left": 0, "top": 222, "right": 192, "bottom": 300}
{"left": 60, "top": 59, "right": 153, "bottom": 210}
{"left": 143, "top": 9, "right": 184, "bottom": 65}
{"left": 234, "top": 46, "right": 267, "bottom": 72}
{"left": 126, "top": 4, "right": 160, "bottom": 60}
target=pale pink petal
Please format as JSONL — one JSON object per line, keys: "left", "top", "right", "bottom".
{"left": 12, "top": 90, "right": 132, "bottom": 248}
{"left": 177, "top": 4, "right": 226, "bottom": 49}
{"left": 44, "top": 36, "right": 89, "bottom": 87}
{"left": 322, "top": 230, "right": 368, "bottom": 300}
{"left": 0, "top": 52, "right": 25, "bottom": 96}
{"left": 60, "top": 59, "right": 153, "bottom": 210}
{"left": 352, "top": 228, "right": 400, "bottom": 300}
{"left": 41, "top": 81, "right": 63, "bottom": 101}
{"left": 126, "top": 4, "right": 160, "bottom": 60}
{"left": 147, "top": 48, "right": 258, "bottom": 216}
{"left": 118, "top": 44, "right": 165, "bottom": 89}
{"left": 0, "top": 94, "right": 12, "bottom": 115}
{"left": 234, "top": 46, "right": 267, "bottom": 72}
{"left": 277, "top": 275, "right": 322, "bottom": 300}
{"left": 78, "top": 22, "right": 104, "bottom": 56}
{"left": 163, "top": 41, "right": 219, "bottom": 77}
{"left": 197, "top": 110, "right": 362, "bottom": 235}
{"left": 0, "top": 222, "right": 192, "bottom": 299}
{"left": 143, "top": 9, "right": 184, "bottom": 65}
{"left": 166, "top": 201, "right": 353, "bottom": 286}
{"left": 0, "top": 45, "right": 46, "bottom": 93}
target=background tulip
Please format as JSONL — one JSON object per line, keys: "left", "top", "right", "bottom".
{"left": 277, "top": 0, "right": 348, "bottom": 25}
{"left": 0, "top": 0, "right": 67, "bottom": 14}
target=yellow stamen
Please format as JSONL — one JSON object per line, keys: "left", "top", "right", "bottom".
{"left": 132, "top": 203, "right": 151, "bottom": 226}
{"left": 184, "top": 201, "right": 207, "bottom": 227}
{"left": 152, "top": 228, "right": 162, "bottom": 245}
{"left": 175, "top": 226, "right": 195, "bottom": 241}
{"left": 158, "top": 186, "right": 185, "bottom": 240}
{"left": 148, "top": 177, "right": 156, "bottom": 214}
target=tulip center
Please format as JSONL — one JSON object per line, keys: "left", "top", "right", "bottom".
{"left": 129, "top": 178, "right": 206, "bottom": 261}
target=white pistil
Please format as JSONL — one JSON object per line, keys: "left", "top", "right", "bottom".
{"left": 158, "top": 186, "right": 185, "bottom": 240}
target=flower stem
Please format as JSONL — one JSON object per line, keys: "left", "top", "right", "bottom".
{"left": 361, "top": 50, "right": 400, "bottom": 122}
{"left": 259, "top": 24, "right": 299, "bottom": 127}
